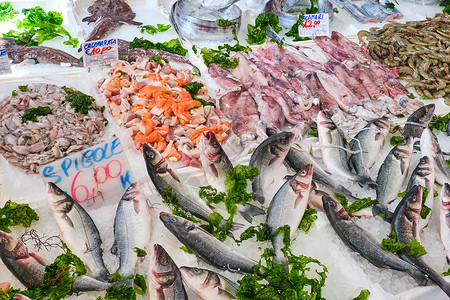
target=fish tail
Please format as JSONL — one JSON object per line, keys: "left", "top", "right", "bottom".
{"left": 356, "top": 176, "right": 377, "bottom": 189}
{"left": 237, "top": 203, "right": 266, "bottom": 223}
{"left": 372, "top": 204, "right": 393, "bottom": 222}
{"left": 415, "top": 263, "right": 450, "bottom": 296}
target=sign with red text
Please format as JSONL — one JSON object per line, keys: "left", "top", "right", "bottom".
{"left": 298, "top": 13, "right": 329, "bottom": 37}
{"left": 0, "top": 48, "right": 12, "bottom": 75}
{"left": 40, "top": 137, "right": 135, "bottom": 211}
{"left": 82, "top": 38, "right": 118, "bottom": 67}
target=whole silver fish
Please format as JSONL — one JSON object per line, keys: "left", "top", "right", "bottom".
{"left": 160, "top": 212, "right": 257, "bottom": 273}
{"left": 420, "top": 128, "right": 450, "bottom": 185}
{"left": 249, "top": 131, "right": 294, "bottom": 205}
{"left": 403, "top": 104, "right": 435, "bottom": 140}
{"left": 392, "top": 185, "right": 450, "bottom": 297}
{"left": 149, "top": 244, "right": 187, "bottom": 300}
{"left": 0, "top": 230, "right": 45, "bottom": 287}
{"left": 179, "top": 266, "right": 238, "bottom": 299}
{"left": 322, "top": 195, "right": 428, "bottom": 286}
{"left": 71, "top": 275, "right": 113, "bottom": 292}
{"left": 349, "top": 117, "right": 390, "bottom": 178}
{"left": 112, "top": 182, "right": 152, "bottom": 279}
{"left": 143, "top": 144, "right": 231, "bottom": 230}
{"left": 199, "top": 131, "right": 264, "bottom": 223}
{"left": 317, "top": 111, "right": 377, "bottom": 188}
{"left": 374, "top": 136, "right": 413, "bottom": 219}
{"left": 46, "top": 182, "right": 110, "bottom": 281}
{"left": 267, "top": 164, "right": 313, "bottom": 265}
{"left": 439, "top": 183, "right": 450, "bottom": 264}
{"left": 406, "top": 156, "right": 435, "bottom": 233}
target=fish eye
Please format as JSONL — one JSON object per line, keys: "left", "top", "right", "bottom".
{"left": 170, "top": 217, "right": 177, "bottom": 223}
{"left": 301, "top": 170, "right": 307, "bottom": 176}
{"left": 160, "top": 256, "right": 168, "bottom": 265}
{"left": 187, "top": 224, "right": 195, "bottom": 231}
{"left": 0, "top": 238, "right": 7, "bottom": 243}
{"left": 193, "top": 268, "right": 202, "bottom": 274}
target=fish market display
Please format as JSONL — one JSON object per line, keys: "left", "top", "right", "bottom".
{"left": 359, "top": 13, "right": 450, "bottom": 101}
{"left": 149, "top": 244, "right": 187, "bottom": 300}
{"left": 82, "top": 0, "right": 142, "bottom": 42}
{"left": 101, "top": 57, "right": 230, "bottom": 167}
{"left": 0, "top": 38, "right": 83, "bottom": 67}
{"left": 0, "top": 83, "right": 105, "bottom": 173}
{"left": 328, "top": 0, "right": 401, "bottom": 24}
{"left": 179, "top": 267, "right": 238, "bottom": 299}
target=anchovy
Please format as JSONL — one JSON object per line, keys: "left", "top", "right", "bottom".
{"left": 374, "top": 137, "right": 413, "bottom": 219}
{"left": 143, "top": 144, "right": 231, "bottom": 230}
{"left": 249, "top": 132, "right": 294, "bottom": 205}
{"left": 392, "top": 185, "right": 450, "bottom": 297}
{"left": 322, "top": 195, "right": 428, "bottom": 286}
{"left": 267, "top": 164, "right": 313, "bottom": 265}
{"left": 149, "top": 244, "right": 187, "bottom": 300}
{"left": 403, "top": 104, "right": 435, "bottom": 140}
{"left": 46, "top": 183, "right": 110, "bottom": 281}
{"left": 0, "top": 230, "right": 45, "bottom": 287}
{"left": 317, "top": 111, "right": 377, "bottom": 188}
{"left": 112, "top": 182, "right": 152, "bottom": 279}
{"left": 199, "top": 131, "right": 264, "bottom": 223}
{"left": 406, "top": 156, "right": 435, "bottom": 233}
{"left": 420, "top": 128, "right": 450, "bottom": 185}
{"left": 179, "top": 266, "right": 238, "bottom": 299}
{"left": 160, "top": 212, "right": 257, "bottom": 274}
{"left": 349, "top": 117, "right": 390, "bottom": 178}
{"left": 439, "top": 183, "right": 450, "bottom": 264}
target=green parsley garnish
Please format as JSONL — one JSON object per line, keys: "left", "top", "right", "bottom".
{"left": 199, "top": 42, "right": 250, "bottom": 69}
{"left": 133, "top": 247, "right": 147, "bottom": 257}
{"left": 18, "top": 84, "right": 28, "bottom": 91}
{"left": 62, "top": 86, "right": 97, "bottom": 114}
{"left": 335, "top": 193, "right": 379, "bottom": 215}
{"left": 162, "top": 187, "right": 199, "bottom": 223}
{"left": 443, "top": 267, "right": 450, "bottom": 276}
{"left": 420, "top": 95, "right": 432, "bottom": 100}
{"left": 0, "top": 2, "right": 18, "bottom": 22}
{"left": 138, "top": 24, "right": 171, "bottom": 35}
{"left": 441, "top": 0, "right": 450, "bottom": 14}
{"left": 353, "top": 289, "right": 371, "bottom": 300}
{"left": 408, "top": 93, "right": 416, "bottom": 99}
{"left": 428, "top": 112, "right": 450, "bottom": 132}
{"left": 150, "top": 55, "right": 169, "bottom": 66}
{"left": 381, "top": 228, "right": 427, "bottom": 257}
{"left": 180, "top": 246, "right": 193, "bottom": 254}
{"left": 11, "top": 90, "right": 18, "bottom": 97}
{"left": 0, "top": 200, "right": 39, "bottom": 233}
{"left": 129, "top": 38, "right": 188, "bottom": 56}
{"left": 247, "top": 13, "right": 282, "bottom": 45}
{"left": 97, "top": 273, "right": 147, "bottom": 300}
{"left": 383, "top": 2, "right": 395, "bottom": 8}
{"left": 390, "top": 136, "right": 404, "bottom": 146}
{"left": 22, "top": 106, "right": 52, "bottom": 123}
{"left": 333, "top": 7, "right": 339, "bottom": 13}
{"left": 184, "top": 82, "right": 204, "bottom": 96}
{"left": 298, "top": 206, "right": 318, "bottom": 233}
{"left": 308, "top": 128, "right": 318, "bottom": 137}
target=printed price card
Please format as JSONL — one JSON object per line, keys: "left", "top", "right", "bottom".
{"left": 40, "top": 137, "right": 135, "bottom": 211}
{"left": 0, "top": 48, "right": 12, "bottom": 75}
{"left": 82, "top": 38, "right": 118, "bottom": 67}
{"left": 298, "top": 13, "right": 329, "bottom": 37}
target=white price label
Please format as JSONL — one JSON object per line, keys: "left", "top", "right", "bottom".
{"left": 82, "top": 38, "right": 118, "bottom": 67}
{"left": 0, "top": 48, "right": 12, "bottom": 75}
{"left": 298, "top": 13, "right": 329, "bottom": 37}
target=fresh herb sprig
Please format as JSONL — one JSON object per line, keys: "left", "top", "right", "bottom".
{"left": 0, "top": 200, "right": 39, "bottom": 232}
{"left": 129, "top": 38, "right": 188, "bottom": 56}
{"left": 62, "top": 86, "right": 97, "bottom": 115}
{"left": 334, "top": 193, "right": 379, "bottom": 215}
{"left": 353, "top": 289, "right": 371, "bottom": 300}
{"left": 96, "top": 273, "right": 147, "bottom": 300}
{"left": 138, "top": 24, "right": 171, "bottom": 35}
{"left": 22, "top": 106, "right": 52, "bottom": 123}
{"left": 428, "top": 112, "right": 450, "bottom": 132}
{"left": 0, "top": 2, "right": 18, "bottom": 22}
{"left": 381, "top": 228, "right": 427, "bottom": 257}
{"left": 247, "top": 13, "right": 282, "bottom": 45}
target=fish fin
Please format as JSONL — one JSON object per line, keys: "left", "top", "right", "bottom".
{"left": 237, "top": 203, "right": 266, "bottom": 223}
{"left": 268, "top": 155, "right": 280, "bottom": 166}
{"left": 29, "top": 252, "right": 47, "bottom": 266}
{"left": 284, "top": 175, "right": 293, "bottom": 181}
{"left": 357, "top": 176, "right": 377, "bottom": 189}
{"left": 372, "top": 204, "right": 393, "bottom": 222}
{"left": 209, "top": 164, "right": 219, "bottom": 178}
{"left": 229, "top": 221, "right": 244, "bottom": 231}
{"left": 111, "top": 243, "right": 118, "bottom": 256}
{"left": 447, "top": 256, "right": 450, "bottom": 265}
{"left": 133, "top": 199, "right": 140, "bottom": 214}
{"left": 375, "top": 132, "right": 384, "bottom": 141}
{"left": 252, "top": 192, "right": 265, "bottom": 204}
{"left": 63, "top": 214, "right": 74, "bottom": 228}
{"left": 218, "top": 288, "right": 236, "bottom": 298}
{"left": 168, "top": 168, "right": 180, "bottom": 182}
{"left": 400, "top": 159, "right": 408, "bottom": 175}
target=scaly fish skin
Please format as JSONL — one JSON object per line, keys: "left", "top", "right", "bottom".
{"left": 0, "top": 231, "right": 45, "bottom": 287}
{"left": 179, "top": 266, "right": 238, "bottom": 299}
{"left": 113, "top": 182, "right": 152, "bottom": 279}
{"left": 322, "top": 195, "right": 428, "bottom": 286}
{"left": 439, "top": 183, "right": 450, "bottom": 264}
{"left": 403, "top": 104, "right": 435, "bottom": 140}
{"left": 149, "top": 244, "right": 187, "bottom": 300}
{"left": 160, "top": 212, "right": 257, "bottom": 274}
{"left": 46, "top": 183, "right": 110, "bottom": 281}
{"left": 420, "top": 128, "right": 450, "bottom": 185}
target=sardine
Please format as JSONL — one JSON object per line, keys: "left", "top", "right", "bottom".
{"left": 112, "top": 182, "right": 152, "bottom": 279}
{"left": 374, "top": 137, "right": 413, "bottom": 219}
{"left": 46, "top": 183, "right": 110, "bottom": 281}
{"left": 317, "top": 111, "right": 377, "bottom": 188}
{"left": 149, "top": 244, "right": 187, "bottom": 300}
{"left": 143, "top": 144, "right": 232, "bottom": 230}
{"left": 403, "top": 104, "right": 435, "bottom": 140}
{"left": 249, "top": 132, "right": 294, "bottom": 205}
{"left": 199, "top": 131, "right": 264, "bottom": 223}
{"left": 420, "top": 128, "right": 450, "bottom": 185}
{"left": 392, "top": 186, "right": 450, "bottom": 296}
{"left": 160, "top": 212, "right": 257, "bottom": 274}
{"left": 406, "top": 156, "right": 435, "bottom": 233}
{"left": 349, "top": 117, "right": 390, "bottom": 178}
{"left": 322, "top": 195, "right": 428, "bottom": 286}
{"left": 0, "top": 231, "right": 45, "bottom": 287}
{"left": 179, "top": 266, "right": 238, "bottom": 299}
{"left": 439, "top": 183, "right": 450, "bottom": 264}
{"left": 267, "top": 164, "right": 313, "bottom": 265}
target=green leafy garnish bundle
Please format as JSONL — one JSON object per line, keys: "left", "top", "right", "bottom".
{"left": 441, "top": 0, "right": 450, "bottom": 14}
{"left": 389, "top": 135, "right": 403, "bottom": 146}
{"left": 133, "top": 247, "right": 147, "bottom": 257}
{"left": 381, "top": 228, "right": 427, "bottom": 257}
{"left": 62, "top": 86, "right": 97, "bottom": 114}
{"left": 2, "top": 6, "right": 78, "bottom": 47}
{"left": 247, "top": 13, "right": 282, "bottom": 45}
{"left": 428, "top": 112, "right": 450, "bottom": 132}
{"left": 353, "top": 289, "right": 371, "bottom": 300}
{"left": 0, "top": 2, "right": 18, "bottom": 22}
{"left": 335, "top": 193, "right": 379, "bottom": 215}
{"left": 129, "top": 38, "right": 188, "bottom": 56}
{"left": 0, "top": 200, "right": 39, "bottom": 233}
{"left": 150, "top": 56, "right": 168, "bottom": 66}
{"left": 97, "top": 273, "right": 147, "bottom": 300}
{"left": 22, "top": 106, "right": 52, "bottom": 123}
{"left": 138, "top": 24, "right": 171, "bottom": 35}
{"left": 184, "top": 82, "right": 215, "bottom": 107}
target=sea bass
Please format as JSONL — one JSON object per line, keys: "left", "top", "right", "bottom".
{"left": 249, "top": 132, "right": 293, "bottom": 205}
{"left": 160, "top": 212, "right": 257, "bottom": 274}
{"left": 420, "top": 128, "right": 450, "bottom": 185}
{"left": 267, "top": 164, "right": 313, "bottom": 265}
{"left": 392, "top": 186, "right": 450, "bottom": 297}
{"left": 46, "top": 183, "right": 110, "bottom": 281}
{"left": 317, "top": 111, "right": 377, "bottom": 188}
{"left": 439, "top": 183, "right": 450, "bottom": 264}
{"left": 403, "top": 104, "right": 435, "bottom": 140}
{"left": 180, "top": 267, "right": 238, "bottom": 299}
{"left": 0, "top": 231, "right": 45, "bottom": 287}
{"left": 112, "top": 182, "right": 152, "bottom": 279}
{"left": 149, "top": 244, "right": 187, "bottom": 300}
{"left": 374, "top": 136, "right": 413, "bottom": 219}
{"left": 322, "top": 195, "right": 428, "bottom": 286}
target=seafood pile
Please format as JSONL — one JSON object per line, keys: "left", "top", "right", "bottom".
{"left": 100, "top": 57, "right": 231, "bottom": 167}
{"left": 209, "top": 31, "right": 422, "bottom": 145}
{"left": 329, "top": 0, "right": 401, "bottom": 23}
{"left": 359, "top": 13, "right": 450, "bottom": 101}
{"left": 0, "top": 83, "right": 105, "bottom": 173}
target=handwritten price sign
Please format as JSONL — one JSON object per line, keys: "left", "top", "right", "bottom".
{"left": 298, "top": 13, "right": 329, "bottom": 37}
{"left": 82, "top": 38, "right": 118, "bottom": 67}
{"left": 40, "top": 137, "right": 135, "bottom": 211}
{"left": 0, "top": 48, "right": 12, "bottom": 75}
